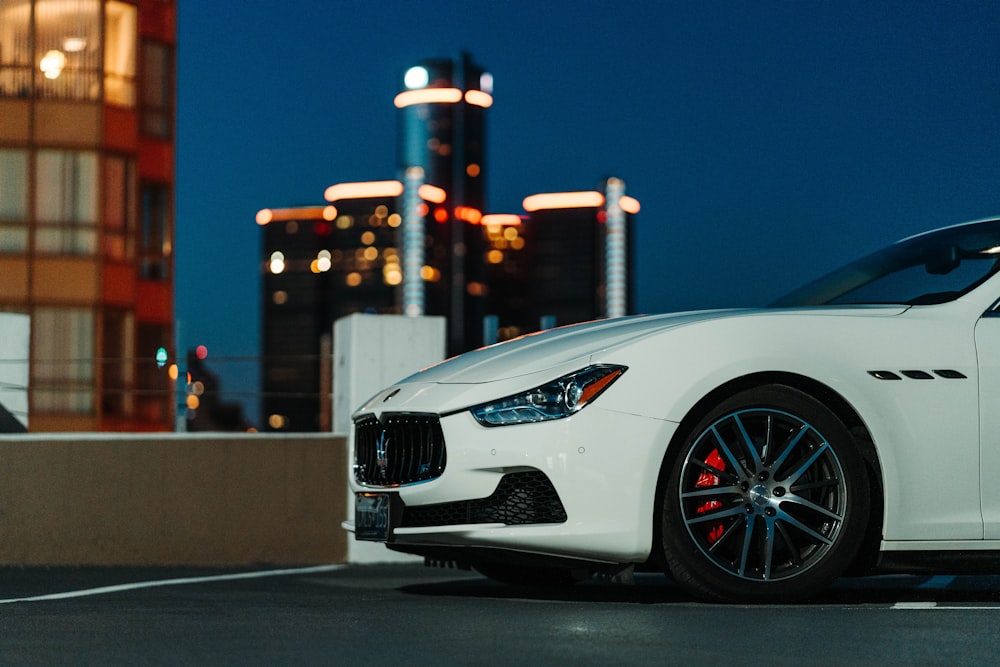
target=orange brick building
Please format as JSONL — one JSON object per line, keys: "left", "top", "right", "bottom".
{"left": 0, "top": 0, "right": 175, "bottom": 430}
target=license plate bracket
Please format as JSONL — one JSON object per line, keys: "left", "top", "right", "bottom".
{"left": 355, "top": 492, "right": 393, "bottom": 542}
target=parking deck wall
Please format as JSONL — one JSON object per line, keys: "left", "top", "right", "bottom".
{"left": 0, "top": 433, "right": 347, "bottom": 566}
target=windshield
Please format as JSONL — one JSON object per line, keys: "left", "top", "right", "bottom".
{"left": 772, "top": 218, "right": 1000, "bottom": 307}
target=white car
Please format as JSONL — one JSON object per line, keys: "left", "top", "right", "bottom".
{"left": 343, "top": 216, "right": 1000, "bottom": 602}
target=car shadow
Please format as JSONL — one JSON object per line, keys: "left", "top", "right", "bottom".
{"left": 399, "top": 572, "right": 1000, "bottom": 606}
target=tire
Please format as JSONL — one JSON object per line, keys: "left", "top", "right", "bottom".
{"left": 473, "top": 563, "right": 593, "bottom": 587}
{"left": 661, "top": 384, "right": 870, "bottom": 603}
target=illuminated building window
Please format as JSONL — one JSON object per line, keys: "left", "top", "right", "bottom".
{"left": 35, "top": 150, "right": 99, "bottom": 254}
{"left": 105, "top": 1, "right": 137, "bottom": 107}
{"left": 34, "top": 0, "right": 101, "bottom": 101}
{"left": 0, "top": 0, "right": 32, "bottom": 97}
{"left": 33, "top": 308, "right": 95, "bottom": 414}
{"left": 0, "top": 149, "right": 28, "bottom": 252}
{"left": 466, "top": 282, "right": 488, "bottom": 296}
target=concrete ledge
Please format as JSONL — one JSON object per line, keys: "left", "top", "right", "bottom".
{"left": 0, "top": 433, "right": 347, "bottom": 567}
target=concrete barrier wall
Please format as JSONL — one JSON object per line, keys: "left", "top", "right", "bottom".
{"left": 0, "top": 433, "right": 347, "bottom": 566}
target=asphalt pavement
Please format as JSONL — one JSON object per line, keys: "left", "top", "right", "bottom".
{"left": 1, "top": 563, "right": 999, "bottom": 665}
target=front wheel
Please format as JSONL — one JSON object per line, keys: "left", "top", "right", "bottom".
{"left": 661, "top": 385, "right": 870, "bottom": 603}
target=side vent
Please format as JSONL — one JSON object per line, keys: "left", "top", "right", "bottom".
{"left": 868, "top": 369, "right": 967, "bottom": 381}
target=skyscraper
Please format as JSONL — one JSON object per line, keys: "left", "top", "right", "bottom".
{"left": 482, "top": 179, "right": 639, "bottom": 342}
{"left": 0, "top": 0, "right": 176, "bottom": 431}
{"left": 395, "top": 52, "right": 493, "bottom": 354}
{"left": 259, "top": 192, "right": 403, "bottom": 432}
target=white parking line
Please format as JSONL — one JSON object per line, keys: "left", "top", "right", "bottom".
{"left": 893, "top": 601, "right": 1000, "bottom": 610}
{"left": 0, "top": 564, "right": 345, "bottom": 604}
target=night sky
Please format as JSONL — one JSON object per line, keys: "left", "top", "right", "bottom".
{"left": 176, "top": 1, "right": 1000, "bottom": 425}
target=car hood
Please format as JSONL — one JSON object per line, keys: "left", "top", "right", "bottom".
{"left": 401, "top": 305, "right": 909, "bottom": 385}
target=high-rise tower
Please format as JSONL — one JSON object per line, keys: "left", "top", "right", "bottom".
{"left": 395, "top": 52, "right": 493, "bottom": 354}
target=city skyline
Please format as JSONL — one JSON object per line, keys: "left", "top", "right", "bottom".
{"left": 176, "top": 1, "right": 1000, "bottom": 425}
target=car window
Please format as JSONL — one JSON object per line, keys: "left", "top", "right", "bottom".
{"left": 772, "top": 219, "right": 1000, "bottom": 307}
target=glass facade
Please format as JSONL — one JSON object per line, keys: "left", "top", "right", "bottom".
{"left": 0, "top": 0, "right": 175, "bottom": 431}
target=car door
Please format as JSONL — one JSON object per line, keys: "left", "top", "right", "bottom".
{"left": 975, "top": 309, "right": 1000, "bottom": 539}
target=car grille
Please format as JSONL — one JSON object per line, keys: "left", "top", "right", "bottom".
{"left": 354, "top": 414, "right": 446, "bottom": 486}
{"left": 401, "top": 470, "right": 567, "bottom": 527}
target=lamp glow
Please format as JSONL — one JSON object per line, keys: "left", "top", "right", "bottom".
{"left": 523, "top": 191, "right": 605, "bottom": 212}
{"left": 324, "top": 180, "right": 404, "bottom": 203}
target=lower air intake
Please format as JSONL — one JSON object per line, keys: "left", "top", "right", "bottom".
{"left": 401, "top": 470, "right": 567, "bottom": 527}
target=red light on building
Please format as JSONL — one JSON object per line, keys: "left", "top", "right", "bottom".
{"left": 455, "top": 206, "right": 483, "bottom": 224}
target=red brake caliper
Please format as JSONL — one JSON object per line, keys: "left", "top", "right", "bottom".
{"left": 695, "top": 448, "right": 725, "bottom": 544}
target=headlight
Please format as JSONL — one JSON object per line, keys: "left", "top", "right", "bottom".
{"left": 469, "top": 364, "right": 627, "bottom": 426}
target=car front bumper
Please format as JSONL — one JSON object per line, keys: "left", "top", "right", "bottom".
{"left": 344, "top": 406, "right": 678, "bottom": 565}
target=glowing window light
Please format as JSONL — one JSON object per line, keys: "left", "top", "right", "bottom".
{"left": 420, "top": 265, "right": 441, "bottom": 282}
{"left": 63, "top": 37, "right": 87, "bottom": 53}
{"left": 433, "top": 207, "right": 448, "bottom": 223}
{"left": 394, "top": 88, "right": 463, "bottom": 108}
{"left": 40, "top": 50, "right": 66, "bottom": 79}
{"left": 486, "top": 249, "right": 504, "bottom": 264}
{"left": 480, "top": 72, "right": 494, "bottom": 94}
{"left": 383, "top": 266, "right": 403, "bottom": 285}
{"left": 404, "top": 66, "right": 429, "bottom": 89}
{"left": 619, "top": 196, "right": 641, "bottom": 214}
{"left": 361, "top": 231, "right": 376, "bottom": 245}
{"left": 269, "top": 251, "right": 286, "bottom": 274}
{"left": 387, "top": 213, "right": 402, "bottom": 228}
{"left": 464, "top": 90, "right": 493, "bottom": 108}
{"left": 466, "top": 163, "right": 481, "bottom": 177}
{"left": 363, "top": 246, "right": 378, "bottom": 261}
{"left": 481, "top": 214, "right": 521, "bottom": 227}
{"left": 323, "top": 205, "right": 338, "bottom": 221}
{"left": 418, "top": 184, "right": 447, "bottom": 204}
{"left": 346, "top": 272, "right": 362, "bottom": 287}
{"left": 324, "top": 180, "right": 404, "bottom": 203}
{"left": 523, "top": 191, "right": 605, "bottom": 212}
{"left": 310, "top": 259, "right": 321, "bottom": 273}
{"left": 503, "top": 226, "right": 519, "bottom": 241}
